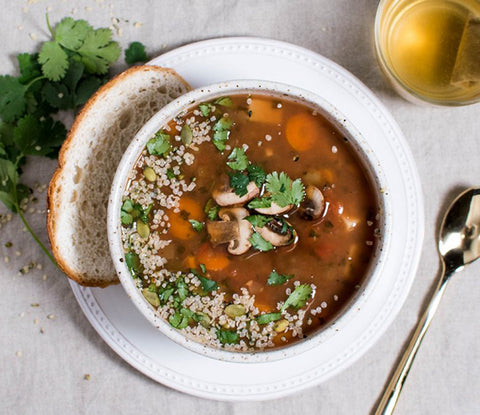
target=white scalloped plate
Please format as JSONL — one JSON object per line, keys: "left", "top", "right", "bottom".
{"left": 69, "top": 37, "right": 424, "bottom": 401}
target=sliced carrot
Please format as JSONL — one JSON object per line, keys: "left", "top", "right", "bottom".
{"left": 184, "top": 255, "right": 197, "bottom": 269}
{"left": 196, "top": 242, "right": 230, "bottom": 271}
{"left": 285, "top": 112, "right": 323, "bottom": 152}
{"left": 168, "top": 196, "right": 203, "bottom": 240}
{"left": 248, "top": 98, "right": 282, "bottom": 124}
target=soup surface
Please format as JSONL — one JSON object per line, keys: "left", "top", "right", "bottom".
{"left": 121, "top": 92, "right": 380, "bottom": 352}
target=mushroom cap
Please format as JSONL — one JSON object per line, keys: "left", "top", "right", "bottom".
{"left": 300, "top": 185, "right": 325, "bottom": 220}
{"left": 254, "top": 201, "right": 293, "bottom": 215}
{"left": 228, "top": 219, "right": 253, "bottom": 255}
{"left": 213, "top": 182, "right": 260, "bottom": 206}
{"left": 206, "top": 207, "right": 252, "bottom": 255}
{"left": 255, "top": 218, "right": 295, "bottom": 247}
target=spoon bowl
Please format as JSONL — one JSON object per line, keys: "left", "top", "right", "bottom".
{"left": 375, "top": 187, "right": 480, "bottom": 414}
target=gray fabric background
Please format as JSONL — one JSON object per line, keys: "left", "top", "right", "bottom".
{"left": 1, "top": 1, "right": 479, "bottom": 414}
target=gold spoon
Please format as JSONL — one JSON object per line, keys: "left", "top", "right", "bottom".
{"left": 375, "top": 187, "right": 480, "bottom": 414}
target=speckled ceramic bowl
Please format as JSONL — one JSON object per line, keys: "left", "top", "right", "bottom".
{"left": 107, "top": 79, "right": 391, "bottom": 363}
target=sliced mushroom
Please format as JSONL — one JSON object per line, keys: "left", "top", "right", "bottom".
{"left": 206, "top": 207, "right": 253, "bottom": 255}
{"left": 255, "top": 217, "right": 295, "bottom": 246}
{"left": 255, "top": 201, "right": 293, "bottom": 215}
{"left": 213, "top": 181, "right": 260, "bottom": 206}
{"left": 299, "top": 185, "right": 325, "bottom": 220}
{"left": 206, "top": 220, "right": 239, "bottom": 246}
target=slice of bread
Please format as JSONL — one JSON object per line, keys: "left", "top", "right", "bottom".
{"left": 47, "top": 65, "right": 191, "bottom": 287}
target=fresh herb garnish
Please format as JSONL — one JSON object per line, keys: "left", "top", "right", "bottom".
{"left": 188, "top": 219, "right": 204, "bottom": 232}
{"left": 0, "top": 15, "right": 142, "bottom": 264}
{"left": 248, "top": 172, "right": 305, "bottom": 209}
{"left": 216, "top": 328, "right": 239, "bottom": 345}
{"left": 226, "top": 147, "right": 249, "bottom": 171}
{"left": 245, "top": 215, "right": 271, "bottom": 228}
{"left": 124, "top": 41, "right": 148, "bottom": 65}
{"left": 199, "top": 103, "right": 211, "bottom": 117}
{"left": 256, "top": 312, "right": 282, "bottom": 324}
{"left": 204, "top": 198, "right": 219, "bottom": 220}
{"left": 249, "top": 232, "right": 274, "bottom": 252}
{"left": 247, "top": 197, "right": 272, "bottom": 209}
{"left": 247, "top": 164, "right": 266, "bottom": 187}
{"left": 41, "top": 15, "right": 121, "bottom": 80}
{"left": 191, "top": 269, "right": 218, "bottom": 292}
{"left": 213, "top": 96, "right": 233, "bottom": 107}
{"left": 228, "top": 171, "right": 250, "bottom": 197}
{"left": 166, "top": 168, "right": 176, "bottom": 179}
{"left": 267, "top": 270, "right": 294, "bottom": 286}
{"left": 125, "top": 251, "right": 143, "bottom": 278}
{"left": 199, "top": 263, "right": 207, "bottom": 274}
{"left": 281, "top": 284, "right": 313, "bottom": 311}
{"left": 265, "top": 172, "right": 305, "bottom": 207}
{"left": 212, "top": 116, "right": 232, "bottom": 151}
{"left": 146, "top": 129, "right": 171, "bottom": 156}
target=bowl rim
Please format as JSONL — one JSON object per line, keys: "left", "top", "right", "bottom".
{"left": 107, "top": 79, "right": 392, "bottom": 363}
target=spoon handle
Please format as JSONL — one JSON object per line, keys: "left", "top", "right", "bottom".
{"left": 374, "top": 267, "right": 452, "bottom": 415}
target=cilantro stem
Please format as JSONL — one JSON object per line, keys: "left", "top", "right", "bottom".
{"left": 24, "top": 75, "right": 46, "bottom": 90}
{"left": 17, "top": 208, "right": 57, "bottom": 267}
{"left": 46, "top": 13, "right": 55, "bottom": 38}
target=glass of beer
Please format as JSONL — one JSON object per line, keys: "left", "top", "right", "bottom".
{"left": 375, "top": 0, "right": 480, "bottom": 106}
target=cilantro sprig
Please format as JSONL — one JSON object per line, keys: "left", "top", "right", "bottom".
{"left": 281, "top": 284, "right": 313, "bottom": 311}
{"left": 267, "top": 270, "right": 294, "bottom": 286}
{"left": 248, "top": 172, "right": 305, "bottom": 209}
{"left": 0, "top": 15, "right": 143, "bottom": 266}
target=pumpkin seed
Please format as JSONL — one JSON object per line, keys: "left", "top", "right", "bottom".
{"left": 181, "top": 124, "right": 193, "bottom": 146}
{"left": 273, "top": 319, "right": 289, "bottom": 333}
{"left": 136, "top": 220, "right": 150, "bottom": 239}
{"left": 195, "top": 312, "right": 211, "bottom": 328}
{"left": 142, "top": 288, "right": 160, "bottom": 307}
{"left": 143, "top": 167, "right": 157, "bottom": 182}
{"left": 225, "top": 304, "right": 246, "bottom": 318}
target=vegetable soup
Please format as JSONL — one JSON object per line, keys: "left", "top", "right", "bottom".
{"left": 120, "top": 93, "right": 381, "bottom": 352}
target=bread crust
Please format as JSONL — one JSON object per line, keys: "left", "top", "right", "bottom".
{"left": 47, "top": 65, "right": 191, "bottom": 287}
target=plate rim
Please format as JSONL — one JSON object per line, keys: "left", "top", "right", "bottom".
{"left": 70, "top": 36, "right": 425, "bottom": 401}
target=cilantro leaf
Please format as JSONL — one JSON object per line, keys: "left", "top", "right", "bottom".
{"left": 77, "top": 28, "right": 121, "bottom": 74}
{"left": 0, "top": 75, "right": 28, "bottom": 122}
{"left": 125, "top": 41, "right": 148, "bottom": 64}
{"left": 212, "top": 130, "right": 229, "bottom": 151}
{"left": 265, "top": 172, "right": 305, "bottom": 207}
{"left": 247, "top": 164, "right": 266, "bottom": 187}
{"left": 13, "top": 115, "right": 66, "bottom": 157}
{"left": 281, "top": 284, "right": 312, "bottom": 311}
{"left": 204, "top": 199, "right": 219, "bottom": 221}
{"left": 248, "top": 197, "right": 272, "bottom": 209}
{"left": 213, "top": 96, "right": 233, "bottom": 107}
{"left": 0, "top": 158, "right": 19, "bottom": 211}
{"left": 256, "top": 312, "right": 282, "bottom": 325}
{"left": 213, "top": 116, "right": 233, "bottom": 131}
{"left": 54, "top": 17, "right": 91, "bottom": 50}
{"left": 176, "top": 278, "right": 189, "bottom": 301}
{"left": 125, "top": 251, "right": 143, "bottom": 278}
{"left": 38, "top": 41, "right": 69, "bottom": 81}
{"left": 147, "top": 130, "right": 171, "bottom": 156}
{"left": 17, "top": 53, "right": 42, "bottom": 84}
{"left": 191, "top": 269, "right": 218, "bottom": 292}
{"left": 216, "top": 329, "right": 239, "bottom": 345}
{"left": 199, "top": 103, "right": 211, "bottom": 117}
{"left": 249, "top": 232, "right": 274, "bottom": 252}
{"left": 74, "top": 76, "right": 104, "bottom": 106}
{"left": 42, "top": 82, "right": 71, "bottom": 110}
{"left": 189, "top": 219, "right": 203, "bottom": 232}
{"left": 245, "top": 215, "right": 271, "bottom": 228}
{"left": 229, "top": 171, "right": 249, "bottom": 197}
{"left": 226, "top": 147, "right": 249, "bottom": 171}
{"left": 267, "top": 270, "right": 294, "bottom": 286}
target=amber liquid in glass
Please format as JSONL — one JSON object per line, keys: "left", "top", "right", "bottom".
{"left": 377, "top": 0, "right": 480, "bottom": 104}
